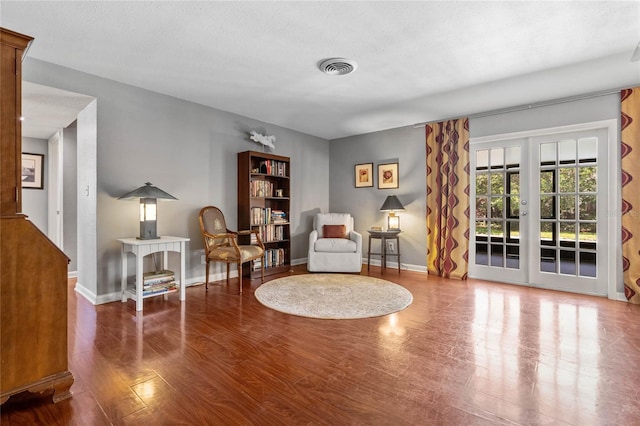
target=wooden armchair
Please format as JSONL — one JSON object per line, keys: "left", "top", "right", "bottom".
{"left": 198, "top": 206, "right": 264, "bottom": 293}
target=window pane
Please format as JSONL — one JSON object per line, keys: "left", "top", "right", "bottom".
{"left": 509, "top": 172, "right": 520, "bottom": 195}
{"left": 476, "top": 173, "right": 488, "bottom": 195}
{"left": 491, "top": 245, "right": 504, "bottom": 267}
{"left": 541, "top": 143, "right": 556, "bottom": 165}
{"left": 506, "top": 245, "right": 519, "bottom": 269}
{"left": 490, "top": 148, "right": 504, "bottom": 169}
{"left": 476, "top": 197, "right": 488, "bottom": 218}
{"left": 490, "top": 173, "right": 504, "bottom": 194}
{"left": 540, "top": 195, "right": 555, "bottom": 219}
{"left": 476, "top": 150, "right": 489, "bottom": 170}
{"left": 491, "top": 197, "right": 504, "bottom": 219}
{"left": 476, "top": 220, "right": 489, "bottom": 239}
{"left": 475, "top": 243, "right": 488, "bottom": 265}
{"left": 578, "top": 137, "right": 597, "bottom": 164}
{"left": 558, "top": 139, "right": 576, "bottom": 165}
{"left": 541, "top": 222, "right": 554, "bottom": 243}
{"left": 579, "top": 166, "right": 597, "bottom": 192}
{"left": 560, "top": 222, "right": 576, "bottom": 242}
{"left": 490, "top": 221, "right": 504, "bottom": 239}
{"left": 508, "top": 196, "right": 520, "bottom": 217}
{"left": 540, "top": 170, "right": 554, "bottom": 193}
{"left": 559, "top": 168, "right": 576, "bottom": 193}
{"left": 505, "top": 147, "right": 520, "bottom": 169}
{"left": 508, "top": 221, "right": 520, "bottom": 240}
{"left": 579, "top": 252, "right": 597, "bottom": 277}
{"left": 560, "top": 250, "right": 577, "bottom": 275}
{"left": 579, "top": 195, "right": 597, "bottom": 220}
{"left": 541, "top": 248, "right": 556, "bottom": 272}
{"left": 579, "top": 222, "right": 596, "bottom": 242}
{"left": 559, "top": 195, "right": 576, "bottom": 220}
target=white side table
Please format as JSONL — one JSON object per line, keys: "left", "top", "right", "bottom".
{"left": 118, "top": 236, "right": 189, "bottom": 311}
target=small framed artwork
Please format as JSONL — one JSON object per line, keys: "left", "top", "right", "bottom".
{"left": 354, "top": 163, "right": 374, "bottom": 188}
{"left": 22, "top": 153, "right": 44, "bottom": 189}
{"left": 378, "top": 163, "right": 399, "bottom": 189}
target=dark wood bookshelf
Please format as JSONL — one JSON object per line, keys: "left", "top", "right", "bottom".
{"left": 238, "top": 150, "right": 291, "bottom": 278}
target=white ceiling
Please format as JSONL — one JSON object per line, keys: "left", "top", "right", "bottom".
{"left": 3, "top": 1, "right": 640, "bottom": 140}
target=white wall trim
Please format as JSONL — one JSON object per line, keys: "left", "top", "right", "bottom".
{"left": 78, "top": 275, "right": 226, "bottom": 305}
{"left": 67, "top": 270, "right": 78, "bottom": 279}
{"left": 74, "top": 282, "right": 98, "bottom": 304}
{"left": 291, "top": 257, "right": 307, "bottom": 266}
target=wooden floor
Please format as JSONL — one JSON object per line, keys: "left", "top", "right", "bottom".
{"left": 2, "top": 265, "right": 640, "bottom": 425}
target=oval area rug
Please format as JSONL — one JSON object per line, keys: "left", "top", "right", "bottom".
{"left": 254, "top": 274, "right": 413, "bottom": 319}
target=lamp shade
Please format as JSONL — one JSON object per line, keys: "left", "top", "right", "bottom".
{"left": 118, "top": 182, "right": 178, "bottom": 201}
{"left": 380, "top": 195, "right": 404, "bottom": 211}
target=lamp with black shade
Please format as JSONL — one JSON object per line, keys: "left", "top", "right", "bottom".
{"left": 380, "top": 195, "right": 404, "bottom": 231}
{"left": 118, "top": 182, "right": 177, "bottom": 240}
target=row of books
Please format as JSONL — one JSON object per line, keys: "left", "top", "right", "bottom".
{"left": 252, "top": 248, "right": 287, "bottom": 271}
{"left": 134, "top": 270, "right": 177, "bottom": 296}
{"left": 252, "top": 224, "right": 287, "bottom": 243}
{"left": 252, "top": 160, "right": 287, "bottom": 177}
{"left": 250, "top": 180, "right": 277, "bottom": 198}
{"left": 251, "top": 207, "right": 288, "bottom": 225}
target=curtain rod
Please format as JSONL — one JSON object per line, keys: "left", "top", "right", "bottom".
{"left": 412, "top": 87, "right": 626, "bottom": 128}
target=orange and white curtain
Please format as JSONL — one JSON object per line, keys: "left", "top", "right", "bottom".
{"left": 621, "top": 87, "right": 640, "bottom": 304}
{"left": 425, "top": 118, "right": 470, "bottom": 279}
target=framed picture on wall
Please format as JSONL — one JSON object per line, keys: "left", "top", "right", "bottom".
{"left": 21, "top": 153, "right": 44, "bottom": 189}
{"left": 354, "top": 163, "right": 374, "bottom": 188}
{"left": 378, "top": 162, "right": 399, "bottom": 189}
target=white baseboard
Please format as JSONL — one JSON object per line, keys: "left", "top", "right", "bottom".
{"left": 76, "top": 275, "right": 228, "bottom": 305}
{"left": 291, "top": 257, "right": 307, "bottom": 266}
{"left": 74, "top": 282, "right": 98, "bottom": 304}
{"left": 362, "top": 258, "right": 427, "bottom": 273}
{"left": 67, "top": 270, "right": 78, "bottom": 279}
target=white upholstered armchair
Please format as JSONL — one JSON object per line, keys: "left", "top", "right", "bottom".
{"left": 307, "top": 213, "right": 362, "bottom": 272}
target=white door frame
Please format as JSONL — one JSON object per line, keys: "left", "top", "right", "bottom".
{"left": 48, "top": 130, "right": 63, "bottom": 249}
{"left": 469, "top": 119, "right": 621, "bottom": 300}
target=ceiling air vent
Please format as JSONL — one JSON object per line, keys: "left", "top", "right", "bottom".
{"left": 319, "top": 58, "right": 358, "bottom": 76}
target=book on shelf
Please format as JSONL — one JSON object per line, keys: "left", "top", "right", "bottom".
{"left": 257, "top": 159, "right": 287, "bottom": 177}
{"left": 252, "top": 248, "right": 286, "bottom": 270}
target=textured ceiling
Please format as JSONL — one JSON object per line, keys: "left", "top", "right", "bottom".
{"left": 3, "top": 1, "right": 640, "bottom": 140}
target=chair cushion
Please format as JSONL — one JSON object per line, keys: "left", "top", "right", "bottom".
{"left": 314, "top": 238, "right": 357, "bottom": 253}
{"left": 208, "top": 245, "right": 264, "bottom": 262}
{"left": 323, "top": 224, "right": 347, "bottom": 239}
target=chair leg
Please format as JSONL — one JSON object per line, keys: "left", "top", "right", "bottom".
{"left": 261, "top": 259, "right": 264, "bottom": 283}
{"left": 226, "top": 263, "right": 230, "bottom": 282}
{"left": 205, "top": 261, "right": 210, "bottom": 291}
{"left": 238, "top": 262, "right": 243, "bottom": 294}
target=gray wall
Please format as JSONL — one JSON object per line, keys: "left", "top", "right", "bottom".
{"left": 23, "top": 58, "right": 329, "bottom": 297}
{"left": 330, "top": 93, "right": 621, "bottom": 273}
{"left": 21, "top": 137, "right": 48, "bottom": 233}
{"left": 330, "top": 126, "right": 427, "bottom": 269}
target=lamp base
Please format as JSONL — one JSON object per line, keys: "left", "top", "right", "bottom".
{"left": 136, "top": 236, "right": 161, "bottom": 240}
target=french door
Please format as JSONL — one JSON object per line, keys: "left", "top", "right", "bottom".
{"left": 469, "top": 124, "right": 612, "bottom": 296}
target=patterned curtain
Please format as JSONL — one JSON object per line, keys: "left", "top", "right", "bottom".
{"left": 621, "top": 87, "right": 640, "bottom": 304}
{"left": 425, "top": 119, "right": 470, "bottom": 279}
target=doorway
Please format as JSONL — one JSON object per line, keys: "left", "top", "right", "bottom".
{"left": 469, "top": 121, "right": 618, "bottom": 297}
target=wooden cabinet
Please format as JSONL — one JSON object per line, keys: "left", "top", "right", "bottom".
{"left": 238, "top": 151, "right": 291, "bottom": 278}
{"left": 1, "top": 28, "right": 73, "bottom": 404}
{"left": 0, "top": 28, "right": 32, "bottom": 216}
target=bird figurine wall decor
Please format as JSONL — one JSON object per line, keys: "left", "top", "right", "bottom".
{"left": 249, "top": 130, "right": 276, "bottom": 151}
